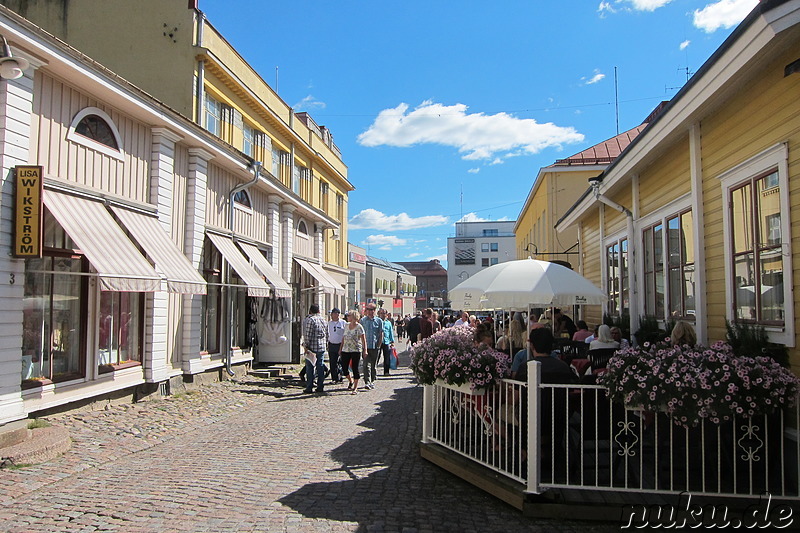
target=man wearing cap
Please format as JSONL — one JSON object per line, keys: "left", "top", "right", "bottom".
{"left": 327, "top": 308, "right": 346, "bottom": 384}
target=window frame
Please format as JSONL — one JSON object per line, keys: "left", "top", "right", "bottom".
{"left": 603, "top": 234, "right": 628, "bottom": 319}
{"left": 719, "top": 143, "right": 793, "bottom": 346}
{"left": 66, "top": 107, "right": 124, "bottom": 161}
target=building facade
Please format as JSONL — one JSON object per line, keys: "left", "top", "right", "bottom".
{"left": 556, "top": 0, "right": 800, "bottom": 369}
{"left": 365, "top": 257, "right": 416, "bottom": 317}
{"left": 397, "top": 260, "right": 448, "bottom": 312}
{"left": 515, "top": 123, "right": 648, "bottom": 269}
{"left": 446, "top": 221, "right": 516, "bottom": 292}
{"left": 0, "top": 2, "right": 348, "bottom": 425}
{"left": 0, "top": 0, "right": 353, "bottom": 362}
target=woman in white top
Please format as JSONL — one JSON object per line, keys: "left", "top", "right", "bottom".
{"left": 589, "top": 324, "right": 620, "bottom": 350}
{"left": 339, "top": 310, "right": 367, "bottom": 395}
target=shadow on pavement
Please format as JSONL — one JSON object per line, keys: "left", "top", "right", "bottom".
{"left": 277, "top": 385, "right": 611, "bottom": 532}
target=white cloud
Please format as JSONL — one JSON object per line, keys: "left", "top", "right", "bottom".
{"left": 679, "top": 40, "right": 691, "bottom": 50}
{"left": 582, "top": 69, "right": 606, "bottom": 85}
{"left": 349, "top": 208, "right": 449, "bottom": 230}
{"left": 468, "top": 168, "right": 480, "bottom": 174}
{"left": 293, "top": 95, "right": 326, "bottom": 111}
{"left": 428, "top": 254, "right": 447, "bottom": 262}
{"left": 625, "top": 0, "right": 673, "bottom": 10}
{"left": 490, "top": 158, "right": 504, "bottom": 166}
{"left": 357, "top": 100, "right": 584, "bottom": 160}
{"left": 458, "top": 212, "right": 489, "bottom": 223}
{"left": 693, "top": 0, "right": 757, "bottom": 33}
{"left": 598, "top": 1, "right": 616, "bottom": 16}
{"left": 406, "top": 252, "right": 422, "bottom": 258}
{"left": 362, "top": 234, "right": 407, "bottom": 247}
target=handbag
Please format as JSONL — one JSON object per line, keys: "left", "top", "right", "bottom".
{"left": 389, "top": 346, "right": 398, "bottom": 370}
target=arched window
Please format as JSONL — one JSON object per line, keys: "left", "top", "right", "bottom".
{"left": 233, "top": 189, "right": 251, "bottom": 209}
{"left": 298, "top": 221, "right": 308, "bottom": 235}
{"left": 66, "top": 107, "right": 124, "bottom": 160}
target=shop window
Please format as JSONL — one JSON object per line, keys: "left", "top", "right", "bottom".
{"left": 98, "top": 291, "right": 143, "bottom": 371}
{"left": 230, "top": 271, "right": 251, "bottom": 350}
{"left": 201, "top": 239, "right": 222, "bottom": 354}
{"left": 66, "top": 107, "right": 123, "bottom": 160}
{"left": 22, "top": 210, "right": 87, "bottom": 385}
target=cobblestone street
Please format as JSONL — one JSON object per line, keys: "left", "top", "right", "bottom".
{"left": 0, "top": 348, "right": 619, "bottom": 532}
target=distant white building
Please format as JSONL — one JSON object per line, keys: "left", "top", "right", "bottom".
{"left": 447, "top": 221, "right": 517, "bottom": 292}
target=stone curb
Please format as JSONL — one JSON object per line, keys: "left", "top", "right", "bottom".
{"left": 0, "top": 426, "right": 71, "bottom": 468}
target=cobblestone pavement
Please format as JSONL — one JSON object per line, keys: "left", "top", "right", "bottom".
{"left": 0, "top": 341, "right": 620, "bottom": 532}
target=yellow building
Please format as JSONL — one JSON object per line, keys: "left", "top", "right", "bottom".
{"left": 515, "top": 125, "right": 646, "bottom": 271}
{"left": 557, "top": 0, "right": 800, "bottom": 369}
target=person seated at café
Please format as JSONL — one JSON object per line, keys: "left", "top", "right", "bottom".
{"left": 572, "top": 320, "right": 592, "bottom": 342}
{"left": 610, "top": 326, "right": 630, "bottom": 349}
{"left": 671, "top": 321, "right": 697, "bottom": 347}
{"left": 583, "top": 324, "right": 600, "bottom": 344}
{"left": 474, "top": 322, "right": 495, "bottom": 348}
{"left": 553, "top": 308, "right": 577, "bottom": 339}
{"left": 589, "top": 324, "right": 619, "bottom": 350}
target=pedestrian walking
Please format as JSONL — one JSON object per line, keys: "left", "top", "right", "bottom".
{"left": 327, "top": 308, "right": 346, "bottom": 384}
{"left": 406, "top": 312, "right": 421, "bottom": 345}
{"left": 360, "top": 303, "right": 383, "bottom": 390}
{"left": 419, "top": 308, "right": 434, "bottom": 341}
{"left": 301, "top": 304, "right": 328, "bottom": 393}
{"left": 378, "top": 308, "right": 395, "bottom": 376}
{"left": 339, "top": 310, "right": 366, "bottom": 395}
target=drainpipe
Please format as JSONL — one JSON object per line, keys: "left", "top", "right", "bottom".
{"left": 225, "top": 161, "right": 262, "bottom": 376}
{"left": 589, "top": 178, "right": 639, "bottom": 338}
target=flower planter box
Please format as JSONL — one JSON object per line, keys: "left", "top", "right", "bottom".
{"left": 435, "top": 379, "right": 486, "bottom": 396}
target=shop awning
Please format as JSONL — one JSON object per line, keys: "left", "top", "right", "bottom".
{"left": 237, "top": 241, "right": 292, "bottom": 298}
{"left": 206, "top": 233, "right": 271, "bottom": 297}
{"left": 43, "top": 190, "right": 161, "bottom": 292}
{"left": 110, "top": 206, "right": 207, "bottom": 294}
{"left": 294, "top": 257, "right": 344, "bottom": 296}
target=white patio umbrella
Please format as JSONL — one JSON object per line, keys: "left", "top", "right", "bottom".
{"left": 449, "top": 258, "right": 606, "bottom": 311}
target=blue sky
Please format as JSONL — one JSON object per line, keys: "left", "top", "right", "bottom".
{"left": 199, "top": 0, "right": 757, "bottom": 267}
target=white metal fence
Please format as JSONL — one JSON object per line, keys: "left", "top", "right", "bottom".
{"left": 421, "top": 360, "right": 800, "bottom": 499}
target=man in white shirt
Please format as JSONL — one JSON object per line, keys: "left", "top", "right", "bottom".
{"left": 327, "top": 308, "right": 346, "bottom": 384}
{"left": 454, "top": 311, "right": 469, "bottom": 327}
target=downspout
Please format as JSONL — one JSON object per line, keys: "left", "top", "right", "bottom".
{"left": 225, "top": 161, "right": 262, "bottom": 376}
{"left": 589, "top": 179, "right": 639, "bottom": 339}
{"left": 194, "top": 11, "right": 205, "bottom": 125}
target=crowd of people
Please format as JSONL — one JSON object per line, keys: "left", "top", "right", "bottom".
{"left": 302, "top": 303, "right": 696, "bottom": 394}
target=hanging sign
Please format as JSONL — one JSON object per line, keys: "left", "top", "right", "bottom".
{"left": 13, "top": 165, "right": 43, "bottom": 258}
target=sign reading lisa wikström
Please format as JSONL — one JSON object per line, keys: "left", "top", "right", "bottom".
{"left": 13, "top": 165, "right": 43, "bottom": 258}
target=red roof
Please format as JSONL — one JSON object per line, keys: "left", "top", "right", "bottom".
{"left": 554, "top": 124, "right": 647, "bottom": 166}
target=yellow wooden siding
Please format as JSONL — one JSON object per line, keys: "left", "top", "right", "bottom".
{"left": 700, "top": 44, "right": 800, "bottom": 354}
{"left": 579, "top": 217, "right": 603, "bottom": 327}
{"left": 637, "top": 137, "right": 691, "bottom": 218}
{"left": 602, "top": 186, "right": 632, "bottom": 237}
{"left": 32, "top": 72, "right": 149, "bottom": 202}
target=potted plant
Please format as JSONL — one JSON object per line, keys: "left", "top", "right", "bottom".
{"left": 597, "top": 339, "right": 800, "bottom": 428}
{"left": 410, "top": 326, "right": 510, "bottom": 394}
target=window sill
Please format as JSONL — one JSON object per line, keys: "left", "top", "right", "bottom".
{"left": 98, "top": 361, "right": 142, "bottom": 374}
{"left": 22, "top": 378, "right": 52, "bottom": 390}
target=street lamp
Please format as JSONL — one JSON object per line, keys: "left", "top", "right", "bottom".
{"left": 0, "top": 36, "right": 28, "bottom": 80}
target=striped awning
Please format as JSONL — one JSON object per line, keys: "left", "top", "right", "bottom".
{"left": 111, "top": 206, "right": 206, "bottom": 294}
{"left": 294, "top": 257, "right": 344, "bottom": 296}
{"left": 237, "top": 241, "right": 292, "bottom": 298}
{"left": 43, "top": 190, "right": 161, "bottom": 292}
{"left": 206, "top": 233, "right": 270, "bottom": 297}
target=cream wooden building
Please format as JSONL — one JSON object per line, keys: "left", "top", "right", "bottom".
{"left": 557, "top": 0, "right": 800, "bottom": 370}
{"left": 0, "top": 3, "right": 347, "bottom": 425}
